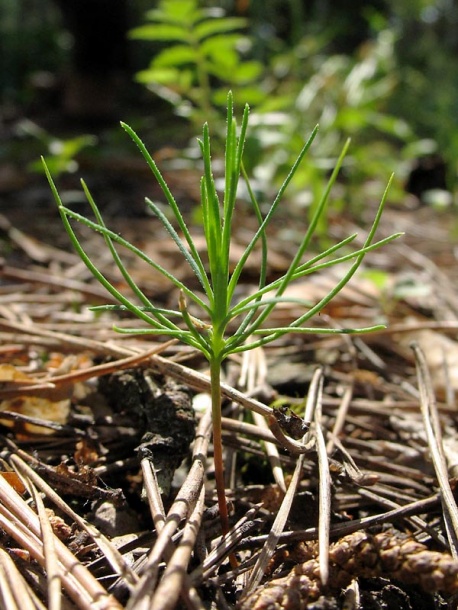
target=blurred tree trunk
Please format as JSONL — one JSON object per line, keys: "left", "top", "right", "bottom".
{"left": 54, "top": 0, "right": 131, "bottom": 121}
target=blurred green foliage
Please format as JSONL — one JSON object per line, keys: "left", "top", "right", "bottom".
{"left": 129, "top": 0, "right": 457, "bottom": 211}
{"left": 23, "top": 121, "right": 97, "bottom": 176}
{"left": 1, "top": 0, "right": 457, "bottom": 204}
{"left": 130, "top": 0, "right": 265, "bottom": 130}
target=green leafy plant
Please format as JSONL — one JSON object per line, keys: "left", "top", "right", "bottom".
{"left": 130, "top": 0, "right": 264, "bottom": 129}
{"left": 18, "top": 119, "right": 97, "bottom": 177}
{"left": 246, "top": 29, "right": 416, "bottom": 214}
{"left": 42, "top": 93, "right": 400, "bottom": 535}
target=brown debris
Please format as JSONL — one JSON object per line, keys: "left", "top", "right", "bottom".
{"left": 239, "top": 530, "right": 458, "bottom": 609}
{"left": 2, "top": 198, "right": 458, "bottom": 609}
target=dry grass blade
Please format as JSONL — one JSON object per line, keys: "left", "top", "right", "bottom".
{"left": 326, "top": 379, "right": 353, "bottom": 455}
{"left": 412, "top": 341, "right": 458, "bottom": 556}
{"left": 240, "top": 347, "right": 286, "bottom": 492}
{"left": 192, "top": 504, "right": 262, "bottom": 583}
{"left": 0, "top": 546, "right": 46, "bottom": 610}
{"left": 314, "top": 373, "right": 331, "bottom": 586}
{"left": 30, "top": 484, "right": 61, "bottom": 610}
{"left": 243, "top": 367, "right": 323, "bottom": 596}
{"left": 0, "top": 318, "right": 306, "bottom": 454}
{"left": 1, "top": 264, "right": 113, "bottom": 302}
{"left": 141, "top": 459, "right": 167, "bottom": 533}
{"left": 126, "top": 407, "right": 212, "bottom": 609}
{"left": 9, "top": 454, "right": 138, "bottom": 589}
{"left": 148, "top": 485, "right": 205, "bottom": 610}
{"left": 140, "top": 459, "right": 205, "bottom": 610}
{"left": 0, "top": 474, "right": 121, "bottom": 609}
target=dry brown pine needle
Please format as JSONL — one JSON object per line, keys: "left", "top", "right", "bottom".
{"left": 239, "top": 529, "right": 458, "bottom": 610}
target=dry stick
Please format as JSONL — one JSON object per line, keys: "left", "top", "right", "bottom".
{"left": 330, "top": 435, "right": 379, "bottom": 487}
{"left": 356, "top": 486, "right": 448, "bottom": 548}
{"left": 220, "top": 416, "right": 282, "bottom": 446}
{"left": 252, "top": 412, "right": 286, "bottom": 490}
{"left": 395, "top": 241, "right": 458, "bottom": 319}
{"left": 0, "top": 318, "right": 137, "bottom": 357}
{"left": 151, "top": 355, "right": 308, "bottom": 454}
{"left": 0, "top": 546, "right": 45, "bottom": 610}
{"left": 240, "top": 347, "right": 286, "bottom": 492}
{"left": 191, "top": 504, "right": 263, "bottom": 584}
{"left": 142, "top": 460, "right": 167, "bottom": 534}
{"left": 0, "top": 475, "right": 121, "bottom": 610}
{"left": 149, "top": 485, "right": 206, "bottom": 610}
{"left": 127, "top": 407, "right": 212, "bottom": 610}
{"left": 314, "top": 373, "right": 331, "bottom": 586}
{"left": 0, "top": 410, "right": 82, "bottom": 434}
{"left": 1, "top": 264, "right": 113, "bottom": 302}
{"left": 366, "top": 320, "right": 458, "bottom": 337}
{"left": 0, "top": 213, "right": 77, "bottom": 265}
{"left": 0, "top": 319, "right": 306, "bottom": 455}
{"left": 0, "top": 341, "right": 176, "bottom": 436}
{"left": 244, "top": 367, "right": 323, "bottom": 596}
{"left": 29, "top": 483, "right": 62, "bottom": 610}
{"left": 243, "top": 492, "right": 442, "bottom": 550}
{"left": 0, "top": 502, "right": 97, "bottom": 610}
{"left": 326, "top": 379, "right": 354, "bottom": 455}
{"left": 0, "top": 341, "right": 177, "bottom": 399}
{"left": 9, "top": 454, "right": 138, "bottom": 589}
{"left": 39, "top": 341, "right": 178, "bottom": 386}
{"left": 412, "top": 342, "right": 458, "bottom": 557}
{"left": 141, "top": 460, "right": 205, "bottom": 610}
{"left": 0, "top": 555, "right": 18, "bottom": 610}
{"left": 151, "top": 354, "right": 274, "bottom": 419}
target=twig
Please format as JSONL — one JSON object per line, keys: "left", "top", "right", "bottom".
{"left": 241, "top": 493, "right": 442, "bottom": 549}
{"left": 9, "top": 453, "right": 138, "bottom": 590}
{"left": 240, "top": 347, "right": 286, "bottom": 492}
{"left": 0, "top": 545, "right": 45, "bottom": 610}
{"left": 326, "top": 379, "right": 353, "bottom": 454}
{"left": 29, "top": 483, "right": 61, "bottom": 610}
{"left": 356, "top": 486, "right": 448, "bottom": 548}
{"left": 1, "top": 264, "right": 113, "bottom": 302}
{"left": 314, "top": 372, "right": 331, "bottom": 585}
{"left": 244, "top": 368, "right": 323, "bottom": 596}
{"left": 140, "top": 459, "right": 205, "bottom": 610}
{"left": 412, "top": 341, "right": 458, "bottom": 556}
{"left": 126, "top": 407, "right": 212, "bottom": 609}
{"left": 191, "top": 504, "right": 263, "bottom": 584}
{"left": 149, "top": 485, "right": 206, "bottom": 610}
{"left": 0, "top": 480, "right": 120, "bottom": 609}
{"left": 0, "top": 341, "right": 176, "bottom": 400}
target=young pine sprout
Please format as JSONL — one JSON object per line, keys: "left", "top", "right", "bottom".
{"left": 42, "top": 92, "right": 401, "bottom": 536}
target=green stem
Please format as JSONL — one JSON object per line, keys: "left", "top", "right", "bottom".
{"left": 190, "top": 31, "right": 213, "bottom": 121}
{"left": 209, "top": 355, "right": 230, "bottom": 535}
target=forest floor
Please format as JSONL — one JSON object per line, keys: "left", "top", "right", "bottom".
{"left": 1, "top": 141, "right": 458, "bottom": 610}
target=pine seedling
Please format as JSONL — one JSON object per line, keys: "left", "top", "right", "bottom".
{"left": 42, "top": 93, "right": 400, "bottom": 535}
